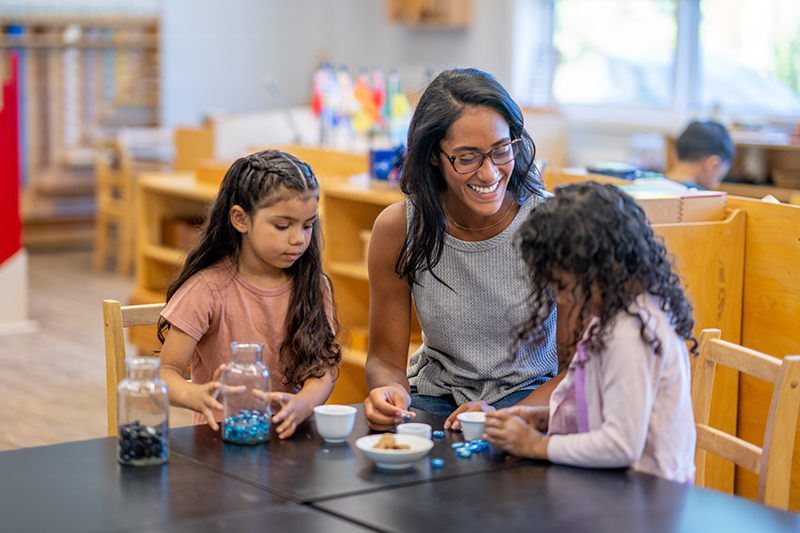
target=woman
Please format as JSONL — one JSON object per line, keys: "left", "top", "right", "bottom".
{"left": 365, "top": 68, "right": 564, "bottom": 431}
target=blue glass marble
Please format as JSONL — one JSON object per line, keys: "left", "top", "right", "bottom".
{"left": 431, "top": 458, "right": 445, "bottom": 469}
{"left": 432, "top": 430, "right": 445, "bottom": 439}
{"left": 223, "top": 409, "right": 270, "bottom": 444}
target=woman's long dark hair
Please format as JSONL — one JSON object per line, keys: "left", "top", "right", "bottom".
{"left": 514, "top": 181, "right": 697, "bottom": 360}
{"left": 157, "top": 150, "right": 341, "bottom": 386}
{"left": 398, "top": 67, "right": 544, "bottom": 287}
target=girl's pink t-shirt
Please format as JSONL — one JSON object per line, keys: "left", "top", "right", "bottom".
{"left": 161, "top": 259, "right": 331, "bottom": 425}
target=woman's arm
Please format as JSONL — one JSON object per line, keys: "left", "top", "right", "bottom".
{"left": 364, "top": 201, "right": 415, "bottom": 430}
{"left": 159, "top": 325, "right": 224, "bottom": 430}
{"left": 514, "top": 368, "right": 567, "bottom": 406}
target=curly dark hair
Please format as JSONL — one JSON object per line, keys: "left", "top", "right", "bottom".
{"left": 514, "top": 181, "right": 697, "bottom": 361}
{"left": 397, "top": 67, "right": 544, "bottom": 287}
{"left": 157, "top": 149, "right": 341, "bottom": 387}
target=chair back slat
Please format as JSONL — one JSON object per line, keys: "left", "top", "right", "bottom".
{"left": 120, "top": 303, "right": 165, "bottom": 328}
{"left": 696, "top": 424, "right": 761, "bottom": 473}
{"left": 760, "top": 356, "right": 800, "bottom": 508}
{"left": 706, "top": 339, "right": 781, "bottom": 384}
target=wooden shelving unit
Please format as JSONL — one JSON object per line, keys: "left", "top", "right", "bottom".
{"left": 321, "top": 179, "right": 424, "bottom": 404}
{"left": 0, "top": 13, "right": 161, "bottom": 247}
{"left": 387, "top": 0, "right": 472, "bottom": 28}
{"left": 132, "top": 172, "right": 215, "bottom": 303}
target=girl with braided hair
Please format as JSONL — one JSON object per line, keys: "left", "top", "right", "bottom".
{"left": 157, "top": 150, "right": 341, "bottom": 439}
{"left": 484, "top": 181, "right": 697, "bottom": 483}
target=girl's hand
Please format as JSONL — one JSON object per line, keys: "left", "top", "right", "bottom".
{"left": 364, "top": 385, "right": 413, "bottom": 431}
{"left": 183, "top": 378, "right": 223, "bottom": 431}
{"left": 445, "top": 401, "right": 496, "bottom": 430}
{"left": 484, "top": 409, "right": 549, "bottom": 459}
{"left": 259, "top": 391, "right": 312, "bottom": 440}
{"left": 498, "top": 405, "right": 550, "bottom": 432}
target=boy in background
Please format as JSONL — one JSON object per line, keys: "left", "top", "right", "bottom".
{"left": 664, "top": 121, "right": 736, "bottom": 190}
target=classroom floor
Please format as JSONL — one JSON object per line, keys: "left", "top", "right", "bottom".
{"left": 0, "top": 248, "right": 191, "bottom": 452}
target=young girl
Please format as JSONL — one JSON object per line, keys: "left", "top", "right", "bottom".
{"left": 484, "top": 181, "right": 697, "bottom": 483}
{"left": 156, "top": 150, "right": 341, "bottom": 440}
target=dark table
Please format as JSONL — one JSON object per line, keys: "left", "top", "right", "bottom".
{"left": 2, "top": 404, "right": 799, "bottom": 532}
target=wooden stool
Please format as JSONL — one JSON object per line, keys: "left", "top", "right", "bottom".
{"left": 93, "top": 138, "right": 135, "bottom": 276}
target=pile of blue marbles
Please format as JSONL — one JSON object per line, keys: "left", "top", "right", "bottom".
{"left": 118, "top": 420, "right": 168, "bottom": 466}
{"left": 223, "top": 409, "right": 270, "bottom": 444}
{"left": 451, "top": 439, "right": 489, "bottom": 458}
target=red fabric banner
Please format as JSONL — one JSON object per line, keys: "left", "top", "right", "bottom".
{"left": 0, "top": 52, "right": 21, "bottom": 265}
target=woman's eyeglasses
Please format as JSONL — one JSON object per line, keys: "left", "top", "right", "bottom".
{"left": 439, "top": 139, "right": 521, "bottom": 174}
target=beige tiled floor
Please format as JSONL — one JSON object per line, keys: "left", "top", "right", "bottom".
{"left": 0, "top": 249, "right": 191, "bottom": 451}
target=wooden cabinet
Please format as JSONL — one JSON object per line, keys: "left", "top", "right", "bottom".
{"left": 387, "top": 0, "right": 472, "bottom": 28}
{"left": 321, "top": 178, "right": 423, "bottom": 405}
{"left": 133, "top": 172, "right": 216, "bottom": 303}
{"left": 129, "top": 172, "right": 214, "bottom": 353}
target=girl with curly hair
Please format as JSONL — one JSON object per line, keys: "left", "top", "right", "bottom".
{"left": 157, "top": 150, "right": 341, "bottom": 439}
{"left": 485, "top": 181, "right": 697, "bottom": 483}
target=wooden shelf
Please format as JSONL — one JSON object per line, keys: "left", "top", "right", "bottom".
{"left": 718, "top": 182, "right": 799, "bottom": 203}
{"left": 1, "top": 12, "right": 162, "bottom": 236}
{"left": 328, "top": 260, "right": 369, "bottom": 281}
{"left": 0, "top": 36, "right": 158, "bottom": 49}
{"left": 0, "top": 14, "right": 158, "bottom": 28}
{"left": 133, "top": 172, "right": 212, "bottom": 305}
{"left": 341, "top": 348, "right": 367, "bottom": 367}
{"left": 143, "top": 244, "right": 186, "bottom": 266}
{"left": 387, "top": 0, "right": 472, "bottom": 28}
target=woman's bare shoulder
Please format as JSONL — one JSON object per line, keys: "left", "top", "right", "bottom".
{"left": 370, "top": 200, "right": 408, "bottom": 264}
{"left": 372, "top": 200, "right": 408, "bottom": 237}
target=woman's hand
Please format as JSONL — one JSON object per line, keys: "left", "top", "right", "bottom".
{"left": 256, "top": 391, "right": 312, "bottom": 440}
{"left": 484, "top": 409, "right": 549, "bottom": 459}
{"left": 445, "top": 401, "right": 496, "bottom": 430}
{"left": 498, "top": 405, "right": 550, "bottom": 432}
{"left": 364, "top": 385, "right": 413, "bottom": 431}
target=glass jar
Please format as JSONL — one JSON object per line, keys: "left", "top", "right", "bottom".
{"left": 117, "top": 357, "right": 169, "bottom": 466}
{"left": 221, "top": 342, "right": 271, "bottom": 444}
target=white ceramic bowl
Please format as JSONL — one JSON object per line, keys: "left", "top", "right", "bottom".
{"left": 457, "top": 411, "right": 486, "bottom": 441}
{"left": 313, "top": 405, "right": 357, "bottom": 443}
{"left": 355, "top": 434, "right": 434, "bottom": 470}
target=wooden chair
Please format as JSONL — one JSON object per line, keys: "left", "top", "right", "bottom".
{"left": 692, "top": 328, "right": 800, "bottom": 509}
{"left": 103, "top": 299, "right": 165, "bottom": 437}
{"left": 93, "top": 138, "right": 136, "bottom": 276}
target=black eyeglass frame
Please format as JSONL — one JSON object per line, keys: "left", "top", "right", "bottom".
{"left": 439, "top": 139, "right": 521, "bottom": 174}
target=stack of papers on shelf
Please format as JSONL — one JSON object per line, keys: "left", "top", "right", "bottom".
{"left": 618, "top": 183, "right": 727, "bottom": 224}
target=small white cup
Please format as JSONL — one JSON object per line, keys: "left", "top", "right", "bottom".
{"left": 396, "top": 422, "right": 432, "bottom": 440}
{"left": 314, "top": 405, "right": 357, "bottom": 443}
{"left": 457, "top": 412, "right": 486, "bottom": 441}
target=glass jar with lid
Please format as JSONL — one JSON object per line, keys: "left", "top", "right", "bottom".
{"left": 117, "top": 357, "right": 169, "bottom": 466}
{"left": 221, "top": 342, "right": 271, "bottom": 444}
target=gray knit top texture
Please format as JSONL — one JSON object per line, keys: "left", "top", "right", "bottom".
{"left": 406, "top": 193, "right": 558, "bottom": 405}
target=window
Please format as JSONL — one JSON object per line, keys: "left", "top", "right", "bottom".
{"left": 552, "top": 0, "right": 677, "bottom": 108}
{"left": 699, "top": 0, "right": 800, "bottom": 117}
{"left": 516, "top": 0, "right": 800, "bottom": 119}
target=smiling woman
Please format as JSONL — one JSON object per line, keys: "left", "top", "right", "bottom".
{"left": 363, "top": 68, "right": 563, "bottom": 433}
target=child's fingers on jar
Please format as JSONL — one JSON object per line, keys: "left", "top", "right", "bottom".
{"left": 203, "top": 409, "right": 219, "bottom": 431}
{"left": 277, "top": 419, "right": 297, "bottom": 439}
{"left": 210, "top": 364, "right": 226, "bottom": 381}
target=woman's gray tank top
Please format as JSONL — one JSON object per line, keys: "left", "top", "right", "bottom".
{"left": 406, "top": 194, "right": 558, "bottom": 406}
